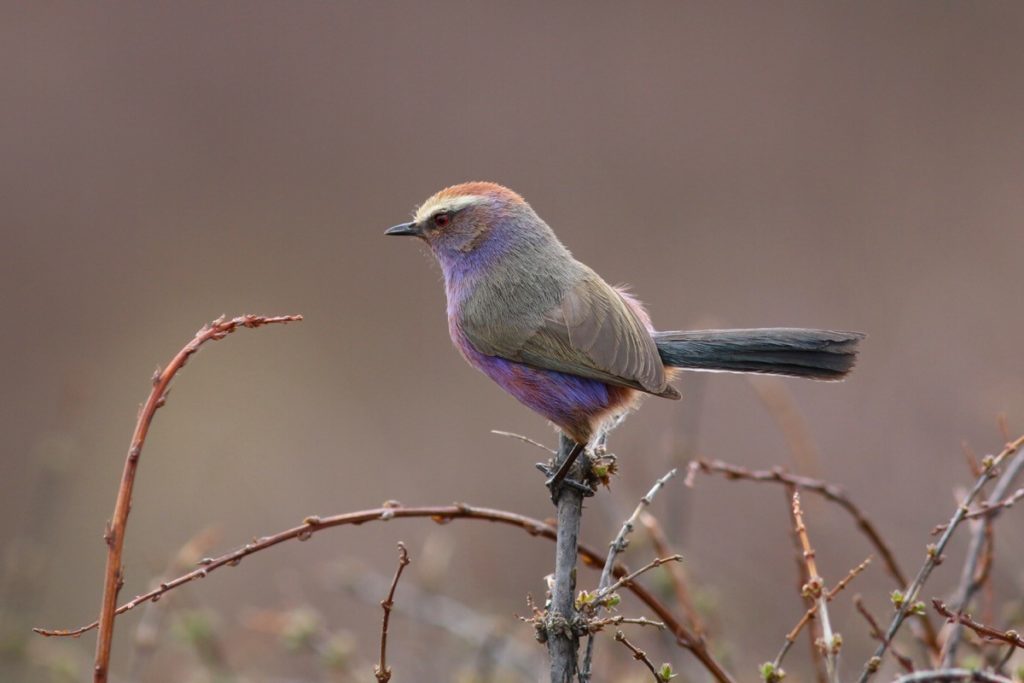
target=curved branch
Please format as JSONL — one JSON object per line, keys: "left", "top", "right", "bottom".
{"left": 90, "top": 314, "right": 302, "bottom": 683}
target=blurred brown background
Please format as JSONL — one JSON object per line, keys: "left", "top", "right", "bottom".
{"left": 2, "top": 3, "right": 1023, "bottom": 682}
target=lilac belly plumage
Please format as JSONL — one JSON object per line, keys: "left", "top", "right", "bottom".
{"left": 452, "top": 325, "right": 633, "bottom": 443}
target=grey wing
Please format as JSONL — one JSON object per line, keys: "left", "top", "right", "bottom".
{"left": 514, "top": 274, "right": 678, "bottom": 398}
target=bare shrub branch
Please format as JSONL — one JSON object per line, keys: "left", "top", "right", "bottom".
{"left": 88, "top": 313, "right": 302, "bottom": 683}
{"left": 614, "top": 630, "right": 674, "bottom": 682}
{"left": 375, "top": 542, "right": 411, "bottom": 683}
{"left": 790, "top": 492, "right": 839, "bottom": 681}
{"left": 932, "top": 600, "right": 1024, "bottom": 650}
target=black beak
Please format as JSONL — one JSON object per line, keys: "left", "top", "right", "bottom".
{"left": 384, "top": 221, "right": 422, "bottom": 237}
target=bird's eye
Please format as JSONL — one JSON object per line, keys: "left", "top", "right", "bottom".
{"left": 433, "top": 212, "right": 452, "bottom": 228}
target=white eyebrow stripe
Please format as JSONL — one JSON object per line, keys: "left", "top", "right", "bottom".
{"left": 414, "top": 194, "right": 487, "bottom": 223}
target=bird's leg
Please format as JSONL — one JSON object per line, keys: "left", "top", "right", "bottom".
{"left": 543, "top": 440, "right": 592, "bottom": 503}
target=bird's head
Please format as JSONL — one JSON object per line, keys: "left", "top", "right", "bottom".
{"left": 385, "top": 182, "right": 539, "bottom": 270}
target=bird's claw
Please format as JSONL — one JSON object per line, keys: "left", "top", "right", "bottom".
{"left": 537, "top": 461, "right": 595, "bottom": 503}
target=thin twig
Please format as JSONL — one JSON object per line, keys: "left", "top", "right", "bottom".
{"left": 614, "top": 630, "right": 669, "bottom": 682}
{"left": 781, "top": 483, "right": 827, "bottom": 683}
{"left": 892, "top": 669, "right": 1013, "bottom": 683}
{"left": 588, "top": 616, "right": 665, "bottom": 632}
{"left": 341, "top": 569, "right": 539, "bottom": 680}
{"left": 856, "top": 435, "right": 1024, "bottom": 683}
{"left": 942, "top": 436, "right": 1024, "bottom": 666}
{"left": 599, "top": 470, "right": 678, "bottom": 592}
{"left": 689, "top": 458, "right": 941, "bottom": 656}
{"left": 595, "top": 554, "right": 685, "bottom": 603}
{"left": 790, "top": 492, "right": 838, "bottom": 682}
{"left": 375, "top": 542, "right": 411, "bottom": 683}
{"left": 854, "top": 595, "right": 915, "bottom": 673}
{"left": 930, "top": 489, "right": 1024, "bottom": 534}
{"left": 932, "top": 600, "right": 1024, "bottom": 650}
{"left": 89, "top": 313, "right": 302, "bottom": 683}
{"left": 581, "top": 469, "right": 677, "bottom": 682}
{"left": 490, "top": 430, "right": 556, "bottom": 454}
{"left": 766, "top": 556, "right": 871, "bottom": 681}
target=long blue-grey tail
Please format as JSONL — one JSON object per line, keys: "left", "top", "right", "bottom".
{"left": 653, "top": 328, "right": 864, "bottom": 381}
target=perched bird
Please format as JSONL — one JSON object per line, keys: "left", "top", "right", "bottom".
{"left": 386, "top": 182, "right": 862, "bottom": 488}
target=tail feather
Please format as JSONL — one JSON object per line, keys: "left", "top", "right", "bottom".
{"left": 653, "top": 328, "right": 864, "bottom": 381}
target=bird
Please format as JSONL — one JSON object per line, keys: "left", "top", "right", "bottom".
{"left": 386, "top": 182, "right": 863, "bottom": 493}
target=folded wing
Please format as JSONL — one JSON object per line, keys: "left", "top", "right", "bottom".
{"left": 463, "top": 270, "right": 677, "bottom": 398}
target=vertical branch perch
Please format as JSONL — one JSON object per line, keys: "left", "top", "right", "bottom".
{"left": 375, "top": 542, "right": 411, "bottom": 683}
{"left": 547, "top": 434, "right": 587, "bottom": 683}
{"left": 92, "top": 314, "right": 302, "bottom": 683}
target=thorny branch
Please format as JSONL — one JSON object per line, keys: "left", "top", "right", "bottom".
{"left": 856, "top": 435, "right": 1024, "bottom": 683}
{"left": 89, "top": 313, "right": 302, "bottom": 683}
{"left": 790, "top": 492, "right": 839, "bottom": 682}
{"left": 375, "top": 542, "right": 411, "bottom": 683}
{"left": 932, "top": 600, "right": 1024, "bottom": 650}
{"left": 614, "top": 630, "right": 672, "bottom": 682}
{"left": 781, "top": 483, "right": 828, "bottom": 683}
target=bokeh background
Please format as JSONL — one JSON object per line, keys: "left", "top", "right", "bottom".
{"left": 3, "top": 3, "right": 1023, "bottom": 682}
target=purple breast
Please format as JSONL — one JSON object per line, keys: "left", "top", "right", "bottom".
{"left": 448, "top": 317, "right": 632, "bottom": 442}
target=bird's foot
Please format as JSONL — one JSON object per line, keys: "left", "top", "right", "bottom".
{"left": 536, "top": 463, "right": 594, "bottom": 500}
{"left": 536, "top": 444, "right": 596, "bottom": 504}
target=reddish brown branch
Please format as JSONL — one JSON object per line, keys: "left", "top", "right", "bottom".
{"left": 930, "top": 488, "right": 1024, "bottom": 534}
{"left": 790, "top": 491, "right": 838, "bottom": 683}
{"left": 36, "top": 502, "right": 733, "bottom": 683}
{"left": 687, "top": 459, "right": 904, "bottom": 587}
{"left": 89, "top": 314, "right": 302, "bottom": 683}
{"left": 932, "top": 600, "right": 1024, "bottom": 650}
{"left": 614, "top": 630, "right": 669, "bottom": 682}
{"left": 375, "top": 542, "right": 411, "bottom": 683}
